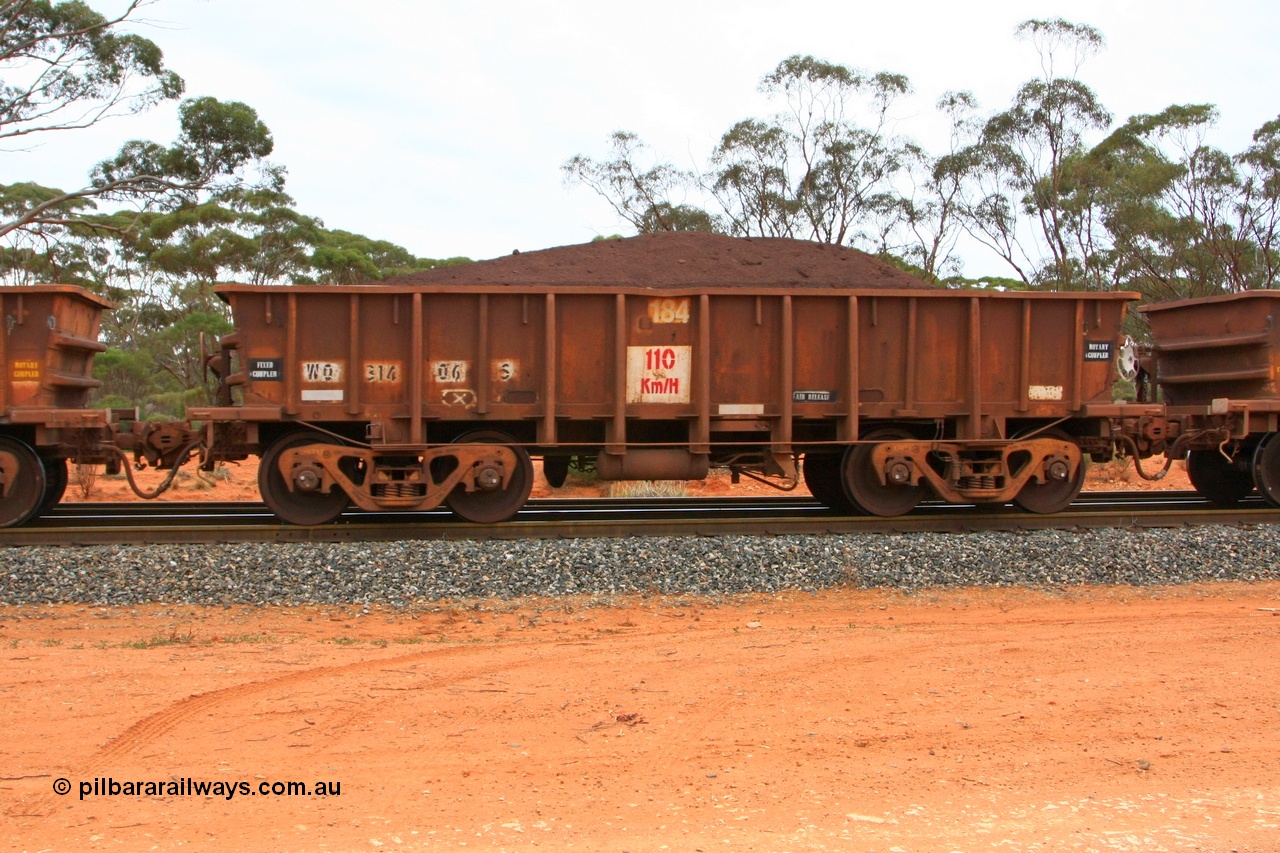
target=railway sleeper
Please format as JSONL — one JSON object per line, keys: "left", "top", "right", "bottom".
{"left": 868, "top": 437, "right": 1083, "bottom": 506}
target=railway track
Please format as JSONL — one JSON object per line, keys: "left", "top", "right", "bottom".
{"left": 1, "top": 491, "right": 1277, "bottom": 546}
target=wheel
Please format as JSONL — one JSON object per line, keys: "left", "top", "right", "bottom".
{"left": 543, "top": 455, "right": 570, "bottom": 489}
{"left": 803, "top": 452, "right": 855, "bottom": 513}
{"left": 39, "top": 457, "right": 68, "bottom": 513}
{"left": 258, "top": 431, "right": 349, "bottom": 525}
{"left": 446, "top": 430, "right": 533, "bottom": 523}
{"left": 841, "top": 429, "right": 928, "bottom": 517}
{"left": 1011, "top": 430, "right": 1085, "bottom": 514}
{"left": 0, "top": 436, "right": 48, "bottom": 528}
{"left": 1253, "top": 434, "right": 1280, "bottom": 508}
{"left": 1187, "top": 449, "right": 1255, "bottom": 507}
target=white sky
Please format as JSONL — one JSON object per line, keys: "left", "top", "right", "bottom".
{"left": 4, "top": 0, "right": 1278, "bottom": 277}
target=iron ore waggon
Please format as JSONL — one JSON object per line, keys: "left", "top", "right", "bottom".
{"left": 0, "top": 285, "right": 123, "bottom": 526}
{"left": 191, "top": 271, "right": 1141, "bottom": 524}
{"left": 1142, "top": 291, "right": 1280, "bottom": 507}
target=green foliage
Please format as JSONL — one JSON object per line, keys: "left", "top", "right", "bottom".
{"left": 637, "top": 203, "right": 719, "bottom": 234}
{"left": 0, "top": 2, "right": 273, "bottom": 239}
{"left": 92, "top": 349, "right": 159, "bottom": 407}
{"left": 709, "top": 119, "right": 797, "bottom": 237}
{"left": 303, "top": 229, "right": 469, "bottom": 284}
{"left": 894, "top": 91, "right": 983, "bottom": 279}
{"left": 719, "top": 54, "right": 914, "bottom": 246}
{"left": 0, "top": 1, "right": 183, "bottom": 134}
{"left": 951, "top": 18, "right": 1113, "bottom": 290}
{"left": 0, "top": 0, "right": 285, "bottom": 422}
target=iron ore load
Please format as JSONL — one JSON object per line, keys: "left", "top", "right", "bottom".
{"left": 184, "top": 233, "right": 1141, "bottom": 524}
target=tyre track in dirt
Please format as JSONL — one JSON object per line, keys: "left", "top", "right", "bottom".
{"left": 85, "top": 616, "right": 743, "bottom": 766}
{"left": 91, "top": 646, "right": 528, "bottom": 765}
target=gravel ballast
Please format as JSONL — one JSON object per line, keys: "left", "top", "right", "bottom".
{"left": 2, "top": 527, "right": 1278, "bottom": 607}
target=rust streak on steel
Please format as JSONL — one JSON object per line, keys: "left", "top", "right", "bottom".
{"left": 610, "top": 293, "right": 626, "bottom": 455}
{"left": 347, "top": 292, "right": 360, "bottom": 416}
{"left": 1018, "top": 300, "right": 1030, "bottom": 413}
{"left": 694, "top": 293, "right": 710, "bottom": 454}
{"left": 969, "top": 296, "right": 982, "bottom": 439}
{"left": 779, "top": 295, "right": 793, "bottom": 451}
{"left": 542, "top": 293, "right": 556, "bottom": 444}
{"left": 285, "top": 292, "right": 298, "bottom": 416}
{"left": 844, "top": 295, "right": 858, "bottom": 441}
{"left": 411, "top": 293, "right": 423, "bottom": 445}
{"left": 477, "top": 294, "right": 490, "bottom": 416}
{"left": 1072, "top": 298, "right": 1084, "bottom": 411}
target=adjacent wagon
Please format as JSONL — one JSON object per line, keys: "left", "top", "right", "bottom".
{"left": 0, "top": 285, "right": 120, "bottom": 526}
{"left": 1141, "top": 291, "right": 1280, "bottom": 506}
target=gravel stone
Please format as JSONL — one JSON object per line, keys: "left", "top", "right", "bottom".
{"left": 1, "top": 527, "right": 1277, "bottom": 607}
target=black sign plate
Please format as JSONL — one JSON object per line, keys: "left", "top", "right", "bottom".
{"left": 249, "top": 358, "right": 283, "bottom": 381}
{"left": 1084, "top": 341, "right": 1112, "bottom": 361}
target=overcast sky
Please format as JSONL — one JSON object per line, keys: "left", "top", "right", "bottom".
{"left": 7, "top": 0, "right": 1279, "bottom": 277}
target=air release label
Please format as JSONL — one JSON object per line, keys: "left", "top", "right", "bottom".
{"left": 793, "top": 390, "right": 835, "bottom": 403}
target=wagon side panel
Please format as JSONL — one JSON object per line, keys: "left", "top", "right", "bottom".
{"left": 1144, "top": 292, "right": 1280, "bottom": 406}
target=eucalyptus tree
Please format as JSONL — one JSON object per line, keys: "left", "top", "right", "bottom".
{"left": 0, "top": 1, "right": 272, "bottom": 239}
{"left": 1076, "top": 106, "right": 1280, "bottom": 299}
{"left": 708, "top": 55, "right": 913, "bottom": 247}
{"left": 892, "top": 91, "right": 983, "bottom": 282}
{"left": 709, "top": 118, "right": 800, "bottom": 238}
{"left": 561, "top": 131, "right": 714, "bottom": 234}
{"left": 956, "top": 19, "right": 1112, "bottom": 289}
{"left": 1236, "top": 116, "right": 1280, "bottom": 288}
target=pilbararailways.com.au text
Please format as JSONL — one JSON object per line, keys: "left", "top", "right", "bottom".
{"left": 56, "top": 777, "right": 341, "bottom": 801}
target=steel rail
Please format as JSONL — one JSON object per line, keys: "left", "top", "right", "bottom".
{"left": 0, "top": 492, "right": 1276, "bottom": 546}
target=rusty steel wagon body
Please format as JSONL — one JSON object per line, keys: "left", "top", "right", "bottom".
{"left": 0, "top": 285, "right": 121, "bottom": 526}
{"left": 191, "top": 283, "right": 1142, "bottom": 524}
{"left": 1141, "top": 291, "right": 1280, "bottom": 507}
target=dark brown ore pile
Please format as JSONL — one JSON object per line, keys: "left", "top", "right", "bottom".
{"left": 383, "top": 232, "right": 935, "bottom": 290}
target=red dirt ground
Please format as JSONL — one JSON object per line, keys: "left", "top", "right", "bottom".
{"left": 4, "top": 584, "right": 1279, "bottom": 851}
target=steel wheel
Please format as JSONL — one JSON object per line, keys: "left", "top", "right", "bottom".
{"left": 447, "top": 431, "right": 533, "bottom": 523}
{"left": 1011, "top": 430, "right": 1085, "bottom": 514}
{"left": 841, "top": 429, "right": 927, "bottom": 517}
{"left": 39, "top": 457, "right": 68, "bottom": 513}
{"left": 1253, "top": 434, "right": 1280, "bottom": 508}
{"left": 803, "top": 452, "right": 855, "bottom": 513}
{"left": 0, "top": 436, "right": 47, "bottom": 528}
{"left": 1187, "top": 449, "right": 1255, "bottom": 507}
{"left": 258, "top": 431, "right": 349, "bottom": 525}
